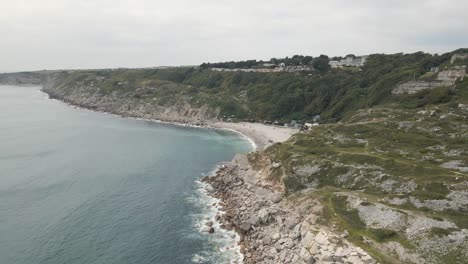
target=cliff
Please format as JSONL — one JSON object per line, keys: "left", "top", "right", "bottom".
{"left": 41, "top": 70, "right": 221, "bottom": 124}
{"left": 202, "top": 103, "right": 468, "bottom": 264}
{"left": 2, "top": 49, "right": 468, "bottom": 263}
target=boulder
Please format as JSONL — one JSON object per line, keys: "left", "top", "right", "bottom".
{"left": 272, "top": 232, "right": 281, "bottom": 241}
{"left": 309, "top": 243, "right": 320, "bottom": 255}
{"left": 201, "top": 226, "right": 214, "bottom": 233}
{"left": 301, "top": 231, "right": 315, "bottom": 247}
{"left": 224, "top": 222, "right": 234, "bottom": 231}
{"left": 320, "top": 253, "right": 335, "bottom": 262}
{"left": 361, "top": 255, "right": 376, "bottom": 264}
{"left": 284, "top": 238, "right": 295, "bottom": 249}
{"left": 272, "top": 162, "right": 281, "bottom": 168}
{"left": 225, "top": 210, "right": 236, "bottom": 219}
{"left": 211, "top": 181, "right": 220, "bottom": 189}
{"left": 340, "top": 230, "right": 349, "bottom": 238}
{"left": 276, "top": 216, "right": 283, "bottom": 225}
{"left": 300, "top": 247, "right": 311, "bottom": 259}
{"left": 314, "top": 231, "right": 328, "bottom": 245}
{"left": 271, "top": 193, "right": 283, "bottom": 203}
{"left": 239, "top": 222, "right": 251, "bottom": 232}
{"left": 286, "top": 215, "right": 301, "bottom": 229}
{"left": 258, "top": 209, "right": 270, "bottom": 224}
{"left": 346, "top": 255, "right": 365, "bottom": 264}
{"left": 249, "top": 215, "right": 260, "bottom": 226}
{"left": 201, "top": 176, "right": 210, "bottom": 182}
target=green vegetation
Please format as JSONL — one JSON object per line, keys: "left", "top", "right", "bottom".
{"left": 200, "top": 55, "right": 314, "bottom": 69}
{"left": 33, "top": 48, "right": 468, "bottom": 264}
{"left": 46, "top": 49, "right": 468, "bottom": 123}
{"left": 322, "top": 193, "right": 406, "bottom": 264}
{"left": 266, "top": 98, "right": 467, "bottom": 262}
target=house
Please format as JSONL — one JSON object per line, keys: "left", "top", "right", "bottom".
{"left": 329, "top": 55, "right": 368, "bottom": 68}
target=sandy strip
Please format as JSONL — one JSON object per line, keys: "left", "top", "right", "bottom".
{"left": 209, "top": 122, "right": 299, "bottom": 151}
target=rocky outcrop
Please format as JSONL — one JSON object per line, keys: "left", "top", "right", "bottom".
{"left": 437, "top": 66, "right": 467, "bottom": 82}
{"left": 392, "top": 66, "right": 467, "bottom": 95}
{"left": 41, "top": 75, "right": 221, "bottom": 125}
{"left": 451, "top": 53, "right": 468, "bottom": 64}
{"left": 205, "top": 154, "right": 377, "bottom": 264}
{"left": 392, "top": 81, "right": 448, "bottom": 95}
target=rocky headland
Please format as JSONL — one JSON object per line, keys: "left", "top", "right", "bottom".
{"left": 202, "top": 154, "right": 377, "bottom": 264}
{"left": 2, "top": 49, "right": 467, "bottom": 263}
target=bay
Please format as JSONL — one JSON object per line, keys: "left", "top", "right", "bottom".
{"left": 0, "top": 85, "right": 251, "bottom": 264}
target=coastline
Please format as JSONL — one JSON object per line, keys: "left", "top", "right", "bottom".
{"left": 203, "top": 155, "right": 377, "bottom": 264}
{"left": 208, "top": 122, "right": 298, "bottom": 151}
{"left": 39, "top": 87, "right": 378, "bottom": 264}
{"left": 38, "top": 87, "right": 301, "bottom": 262}
{"left": 39, "top": 88, "right": 298, "bottom": 152}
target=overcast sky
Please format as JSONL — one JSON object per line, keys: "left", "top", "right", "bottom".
{"left": 1, "top": 0, "right": 467, "bottom": 72}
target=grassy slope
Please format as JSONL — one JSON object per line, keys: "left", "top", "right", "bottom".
{"left": 265, "top": 90, "right": 468, "bottom": 262}
{"left": 45, "top": 49, "right": 468, "bottom": 262}
{"left": 47, "top": 49, "right": 468, "bottom": 123}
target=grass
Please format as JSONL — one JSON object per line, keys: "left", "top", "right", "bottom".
{"left": 266, "top": 104, "right": 467, "bottom": 263}
{"left": 319, "top": 192, "right": 409, "bottom": 264}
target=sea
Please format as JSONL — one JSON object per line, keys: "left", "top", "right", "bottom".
{"left": 0, "top": 85, "right": 253, "bottom": 264}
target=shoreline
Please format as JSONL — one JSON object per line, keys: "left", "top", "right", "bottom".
{"left": 37, "top": 85, "right": 379, "bottom": 264}
{"left": 39, "top": 88, "right": 298, "bottom": 152}
{"left": 203, "top": 155, "right": 378, "bottom": 264}
{"left": 38, "top": 87, "right": 300, "bottom": 263}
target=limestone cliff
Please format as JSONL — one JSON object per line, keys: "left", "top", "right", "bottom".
{"left": 41, "top": 71, "right": 221, "bottom": 124}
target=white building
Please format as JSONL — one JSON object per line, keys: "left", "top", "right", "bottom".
{"left": 329, "top": 55, "right": 368, "bottom": 68}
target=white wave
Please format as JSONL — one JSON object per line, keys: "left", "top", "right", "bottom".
{"left": 212, "top": 127, "right": 257, "bottom": 151}
{"left": 187, "top": 166, "right": 244, "bottom": 264}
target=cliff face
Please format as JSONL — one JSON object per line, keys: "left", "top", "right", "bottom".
{"left": 41, "top": 71, "right": 221, "bottom": 124}
{"left": 263, "top": 105, "right": 468, "bottom": 264}
{"left": 392, "top": 66, "right": 467, "bottom": 95}
{"left": 205, "top": 154, "right": 378, "bottom": 264}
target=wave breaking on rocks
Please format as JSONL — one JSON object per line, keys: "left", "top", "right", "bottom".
{"left": 202, "top": 154, "right": 377, "bottom": 264}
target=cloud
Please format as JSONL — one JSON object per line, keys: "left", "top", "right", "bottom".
{"left": 1, "top": 0, "right": 467, "bottom": 72}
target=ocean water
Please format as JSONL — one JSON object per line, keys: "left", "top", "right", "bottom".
{"left": 0, "top": 85, "right": 252, "bottom": 264}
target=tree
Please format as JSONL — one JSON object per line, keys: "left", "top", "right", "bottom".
{"left": 302, "top": 56, "right": 313, "bottom": 65}
{"left": 312, "top": 55, "right": 330, "bottom": 72}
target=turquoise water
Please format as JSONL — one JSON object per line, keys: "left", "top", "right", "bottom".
{"left": 0, "top": 85, "right": 252, "bottom": 264}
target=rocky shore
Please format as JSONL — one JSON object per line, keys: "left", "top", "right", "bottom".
{"left": 40, "top": 82, "right": 298, "bottom": 151}
{"left": 202, "top": 154, "right": 377, "bottom": 264}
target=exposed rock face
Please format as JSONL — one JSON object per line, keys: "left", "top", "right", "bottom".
{"left": 392, "top": 66, "right": 467, "bottom": 94}
{"left": 206, "top": 154, "right": 376, "bottom": 264}
{"left": 41, "top": 75, "right": 220, "bottom": 125}
{"left": 392, "top": 81, "right": 446, "bottom": 95}
{"left": 437, "top": 66, "right": 467, "bottom": 82}
{"left": 451, "top": 53, "right": 468, "bottom": 64}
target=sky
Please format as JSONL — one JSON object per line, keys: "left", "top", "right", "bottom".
{"left": 1, "top": 0, "right": 467, "bottom": 72}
